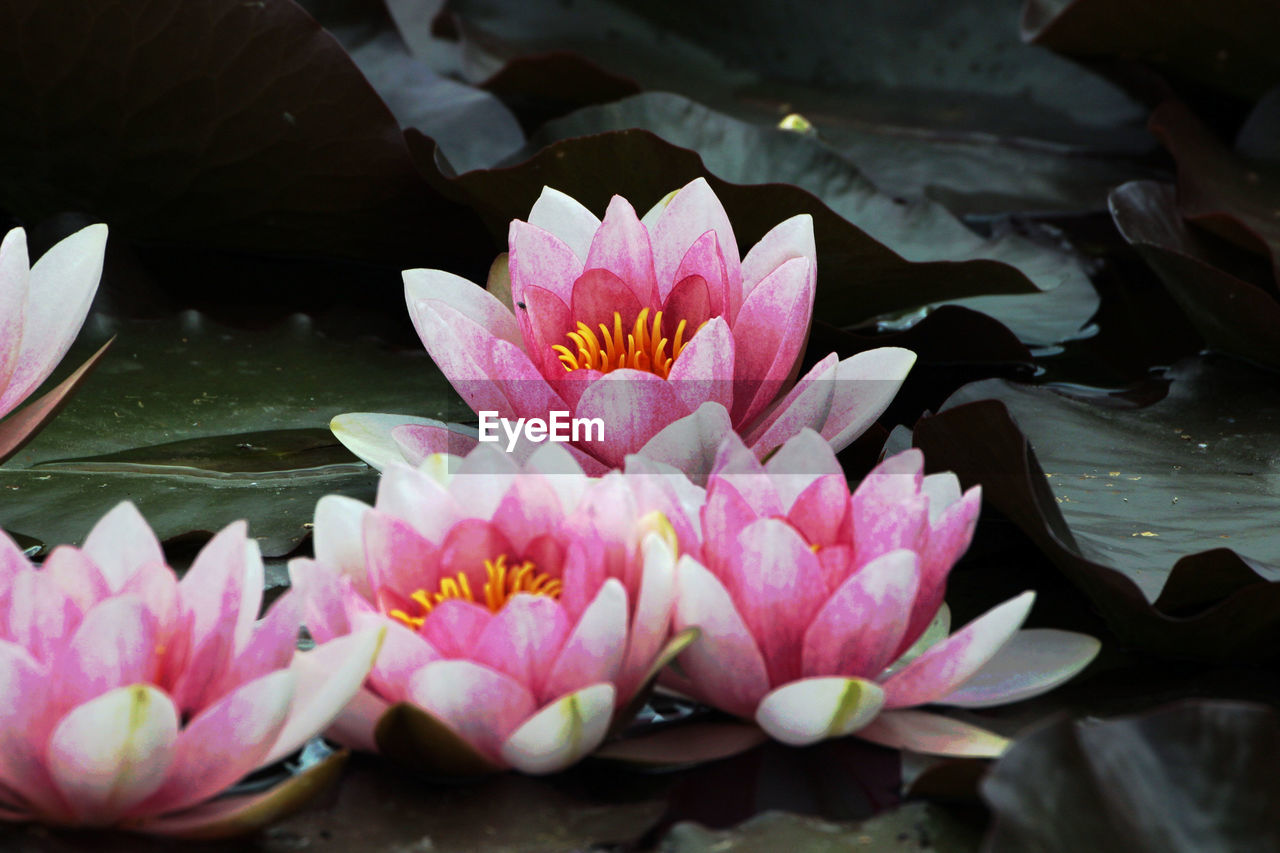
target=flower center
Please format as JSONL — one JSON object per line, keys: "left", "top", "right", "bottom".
{"left": 388, "top": 554, "right": 563, "bottom": 630}
{"left": 551, "top": 308, "right": 691, "bottom": 379}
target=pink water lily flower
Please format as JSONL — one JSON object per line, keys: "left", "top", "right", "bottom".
{"left": 664, "top": 431, "right": 1100, "bottom": 755}
{"left": 332, "top": 178, "right": 915, "bottom": 476}
{"left": 289, "top": 443, "right": 699, "bottom": 775}
{"left": 0, "top": 503, "right": 382, "bottom": 838}
{"left": 0, "top": 224, "right": 111, "bottom": 462}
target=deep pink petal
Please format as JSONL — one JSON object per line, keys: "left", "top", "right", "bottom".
{"left": 362, "top": 511, "right": 440, "bottom": 614}
{"left": 897, "top": 486, "right": 982, "bottom": 658}
{"left": 741, "top": 352, "right": 838, "bottom": 452}
{"left": 669, "top": 229, "right": 726, "bottom": 319}
{"left": 662, "top": 271, "right": 713, "bottom": 333}
{"left": 573, "top": 370, "right": 693, "bottom": 466}
{"left": 522, "top": 284, "right": 576, "bottom": 375}
{"left": 585, "top": 196, "right": 657, "bottom": 305}
{"left": 391, "top": 422, "right": 479, "bottom": 467}
{"left": 849, "top": 449, "right": 929, "bottom": 567}
{"left": 421, "top": 599, "right": 494, "bottom": 659}
{"left": 730, "top": 257, "right": 814, "bottom": 426}
{"left": 665, "top": 316, "right": 734, "bottom": 415}
{"left": 568, "top": 268, "right": 644, "bottom": 343}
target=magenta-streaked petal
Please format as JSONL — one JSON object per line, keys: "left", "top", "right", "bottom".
{"left": 408, "top": 659, "right": 537, "bottom": 762}
{"left": 755, "top": 676, "right": 884, "bottom": 746}
{"left": 47, "top": 684, "right": 178, "bottom": 824}
{"left": 489, "top": 337, "right": 571, "bottom": 420}
{"left": 574, "top": 370, "right": 692, "bottom": 467}
{"left": 670, "top": 229, "right": 726, "bottom": 319}
{"left": 438, "top": 518, "right": 513, "bottom": 589}
{"left": 545, "top": 579, "right": 627, "bottom": 702}
{"left": 785, "top": 476, "right": 850, "bottom": 552}
{"left": 527, "top": 186, "right": 600, "bottom": 260}
{"left": 286, "top": 558, "right": 357, "bottom": 644}
{"left": 0, "top": 642, "right": 62, "bottom": 818}
{"left": 584, "top": 196, "right": 657, "bottom": 306}
{"left": 408, "top": 300, "right": 531, "bottom": 418}
{"left": 261, "top": 628, "right": 384, "bottom": 767}
{"left": 362, "top": 511, "right": 439, "bottom": 612}
{"left": 330, "top": 412, "right": 444, "bottom": 471}
{"left": 54, "top": 596, "right": 156, "bottom": 712}
{"left": 501, "top": 683, "right": 615, "bottom": 774}
{"left": 509, "top": 219, "right": 583, "bottom": 308}
{"left": 934, "top": 629, "right": 1100, "bottom": 709}
{"left": 0, "top": 227, "right": 29, "bottom": 396}
{"left": 393, "top": 422, "right": 479, "bottom": 467}
{"left": 665, "top": 316, "right": 734, "bottom": 414}
{"left": 312, "top": 494, "right": 372, "bottom": 598}
{"left": 898, "top": 485, "right": 982, "bottom": 657}
{"left": 473, "top": 595, "right": 570, "bottom": 697}
{"left": 3, "top": 570, "right": 79, "bottom": 662}
{"left": 357, "top": 612, "right": 440, "bottom": 703}
{"left": 634, "top": 401, "right": 732, "bottom": 482}
{"left": 701, "top": 477, "right": 766, "bottom": 572}
{"left": 41, "top": 545, "right": 109, "bottom": 615}
{"left": 617, "top": 534, "right": 676, "bottom": 702}
{"left": 729, "top": 257, "right": 815, "bottom": 426}
{"left": 722, "top": 518, "right": 828, "bottom": 685}
{"left": 140, "top": 671, "right": 295, "bottom": 815}
{"left": 522, "top": 284, "right": 576, "bottom": 375}
{"left": 218, "top": 589, "right": 303, "bottom": 691}
{"left": 817, "top": 348, "right": 918, "bottom": 451}
{"left": 854, "top": 709, "right": 1009, "bottom": 757}
{"left": 740, "top": 214, "right": 816, "bottom": 297}
{"left": 849, "top": 449, "right": 929, "bottom": 567}
{"left": 0, "top": 224, "right": 106, "bottom": 414}
{"left": 802, "top": 550, "right": 920, "bottom": 679}
{"left": 180, "top": 521, "right": 262, "bottom": 654}
{"left": 80, "top": 502, "right": 163, "bottom": 592}
{"left": 882, "top": 592, "right": 1035, "bottom": 710}
{"left": 492, "top": 472, "right": 570, "bottom": 553}
{"left": 404, "top": 268, "right": 521, "bottom": 347}
{"left": 672, "top": 556, "right": 769, "bottom": 718}
{"left": 651, "top": 179, "right": 742, "bottom": 315}
{"left": 741, "top": 352, "right": 838, "bottom": 453}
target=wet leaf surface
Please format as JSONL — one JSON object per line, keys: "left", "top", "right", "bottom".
{"left": 914, "top": 356, "right": 1280, "bottom": 659}
{"left": 982, "top": 700, "right": 1280, "bottom": 852}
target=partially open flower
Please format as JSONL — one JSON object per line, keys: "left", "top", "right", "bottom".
{"left": 0, "top": 503, "right": 381, "bottom": 838}
{"left": 333, "top": 178, "right": 915, "bottom": 477}
{"left": 664, "top": 431, "right": 1100, "bottom": 756}
{"left": 289, "top": 443, "right": 698, "bottom": 775}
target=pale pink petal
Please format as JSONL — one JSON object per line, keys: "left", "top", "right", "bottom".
{"left": 393, "top": 422, "right": 480, "bottom": 466}
{"left": 584, "top": 196, "right": 657, "bottom": 306}
{"left": 2, "top": 570, "right": 79, "bottom": 662}
{"left": 375, "top": 459, "right": 461, "bottom": 536}
{"left": 473, "top": 595, "right": 571, "bottom": 697}
{"left": 40, "top": 545, "right": 110, "bottom": 615}
{"left": 420, "top": 599, "right": 493, "bottom": 658}
{"left": 139, "top": 671, "right": 295, "bottom": 815}
{"left": 617, "top": 535, "right": 676, "bottom": 702}
{"left": 763, "top": 428, "right": 844, "bottom": 507}
{"left": 740, "top": 213, "right": 816, "bottom": 297}
{"left": 665, "top": 316, "right": 734, "bottom": 415}
{"left": 755, "top": 676, "right": 884, "bottom": 746}
{"left": 898, "top": 486, "right": 982, "bottom": 657}
{"left": 634, "top": 401, "right": 733, "bottom": 482}
{"left": 651, "top": 178, "right": 742, "bottom": 315}
{"left": 356, "top": 611, "right": 441, "bottom": 703}
{"left": 0, "top": 642, "right": 63, "bottom": 818}
{"left": 408, "top": 659, "right": 537, "bottom": 762}
{"left": 311, "top": 494, "right": 372, "bottom": 598}
{"left": 545, "top": 579, "right": 627, "bottom": 702}
{"left": 730, "top": 257, "right": 815, "bottom": 426}
{"left": 854, "top": 709, "right": 1009, "bottom": 757}
{"left": 934, "top": 629, "right": 1100, "bottom": 708}
{"left": 802, "top": 550, "right": 920, "bottom": 679}
{"left": 669, "top": 229, "right": 726, "bottom": 319}
{"left": 47, "top": 684, "right": 178, "bottom": 824}
{"left": 53, "top": 596, "right": 156, "bottom": 712}
{"left": 217, "top": 589, "right": 303, "bottom": 692}
{"left": 403, "top": 268, "right": 522, "bottom": 347}
{"left": 672, "top": 556, "right": 770, "bottom": 718}
{"left": 286, "top": 559, "right": 357, "bottom": 644}
{"left": 0, "top": 224, "right": 107, "bottom": 414}
{"left": 721, "top": 518, "right": 828, "bottom": 685}
{"left": 326, "top": 686, "right": 389, "bottom": 753}
{"left": 362, "top": 511, "right": 440, "bottom": 612}
{"left": 574, "top": 370, "right": 693, "bottom": 467}
{"left": 80, "top": 502, "right": 163, "bottom": 592}
{"left": 741, "top": 353, "right": 838, "bottom": 453}
{"left": 330, "top": 412, "right": 446, "bottom": 471}
{"left": 922, "top": 472, "right": 963, "bottom": 522}
{"left": 261, "top": 628, "right": 384, "bottom": 767}
{"left": 881, "top": 592, "right": 1035, "bottom": 709}
{"left": 527, "top": 186, "right": 600, "bottom": 260}
{"left": 500, "top": 683, "right": 615, "bottom": 774}
{"left": 0, "top": 227, "right": 29, "bottom": 397}
{"left": 817, "top": 348, "right": 918, "bottom": 450}
{"left": 179, "top": 521, "right": 261, "bottom": 657}
{"left": 849, "top": 449, "right": 929, "bottom": 567}
{"left": 509, "top": 219, "right": 583, "bottom": 308}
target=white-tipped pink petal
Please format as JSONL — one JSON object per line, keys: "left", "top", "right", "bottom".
{"left": 730, "top": 256, "right": 814, "bottom": 426}
{"left": 854, "top": 709, "right": 1010, "bottom": 757}
{"left": 818, "top": 348, "right": 918, "bottom": 450}
{"left": 573, "top": 370, "right": 692, "bottom": 467}
{"left": 584, "top": 196, "right": 657, "bottom": 306}
{"left": 261, "top": 627, "right": 384, "bottom": 767}
{"left": 312, "top": 494, "right": 372, "bottom": 597}
{"left": 881, "top": 592, "right": 1035, "bottom": 710}
{"left": 403, "top": 268, "right": 522, "bottom": 347}
{"left": 80, "top": 502, "right": 163, "bottom": 592}
{"left": 635, "top": 401, "right": 733, "bottom": 483}
{"left": 665, "top": 316, "right": 735, "bottom": 414}
{"left": 408, "top": 659, "right": 538, "bottom": 762}
{"left": 741, "top": 353, "right": 838, "bottom": 454}
{"left": 545, "top": 579, "right": 627, "bottom": 700}
{"left": 935, "top": 629, "right": 1100, "bottom": 709}
{"left": 47, "top": 684, "right": 179, "bottom": 824}
{"left": 527, "top": 186, "right": 601, "bottom": 260}
{"left": 672, "top": 556, "right": 769, "bottom": 718}
{"left": 755, "top": 676, "right": 885, "bottom": 746}
{"left": 0, "top": 228, "right": 29, "bottom": 396}
{"left": 0, "top": 223, "right": 107, "bottom": 414}
{"left": 618, "top": 533, "right": 677, "bottom": 701}
{"left": 651, "top": 178, "right": 742, "bottom": 312}
{"left": 330, "top": 412, "right": 455, "bottom": 471}
{"left": 394, "top": 421, "right": 481, "bottom": 466}
{"left": 740, "top": 214, "right": 816, "bottom": 297}
{"left": 500, "top": 683, "right": 616, "bottom": 774}
{"left": 509, "top": 219, "right": 584, "bottom": 307}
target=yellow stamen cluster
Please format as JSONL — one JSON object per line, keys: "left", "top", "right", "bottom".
{"left": 552, "top": 308, "right": 690, "bottom": 379}
{"left": 389, "top": 555, "right": 563, "bottom": 630}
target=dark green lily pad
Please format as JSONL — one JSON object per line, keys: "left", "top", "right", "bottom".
{"left": 430, "top": 0, "right": 1151, "bottom": 215}
{"left": 913, "top": 356, "right": 1280, "bottom": 660}
{"left": 982, "top": 700, "right": 1280, "bottom": 852}
{"left": 660, "top": 803, "right": 981, "bottom": 853}
{"left": 0, "top": 0, "right": 485, "bottom": 266}
{"left": 0, "top": 312, "right": 458, "bottom": 555}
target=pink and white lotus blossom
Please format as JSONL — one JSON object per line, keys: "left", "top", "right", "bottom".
{"left": 0, "top": 503, "right": 382, "bottom": 838}
{"left": 0, "top": 224, "right": 111, "bottom": 462}
{"left": 663, "top": 431, "right": 1100, "bottom": 756}
{"left": 332, "top": 179, "right": 915, "bottom": 477}
{"left": 288, "top": 443, "right": 699, "bottom": 775}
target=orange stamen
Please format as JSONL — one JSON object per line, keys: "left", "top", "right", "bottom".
{"left": 552, "top": 309, "right": 698, "bottom": 379}
{"left": 388, "top": 555, "right": 562, "bottom": 630}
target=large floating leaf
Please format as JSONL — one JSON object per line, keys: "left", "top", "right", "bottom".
{"left": 428, "top": 0, "right": 1152, "bottom": 215}
{"left": 913, "top": 357, "right": 1280, "bottom": 660}
{"left": 0, "top": 313, "right": 458, "bottom": 555}
{"left": 0, "top": 0, "right": 485, "bottom": 265}
{"left": 983, "top": 700, "right": 1280, "bottom": 852}
{"left": 1022, "top": 0, "right": 1280, "bottom": 102}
